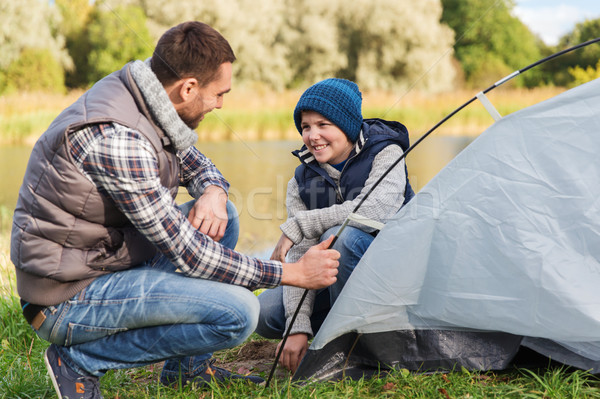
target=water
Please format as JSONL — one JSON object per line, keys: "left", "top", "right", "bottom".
{"left": 0, "top": 136, "right": 473, "bottom": 255}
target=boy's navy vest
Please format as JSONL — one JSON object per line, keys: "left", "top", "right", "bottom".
{"left": 293, "top": 118, "right": 415, "bottom": 210}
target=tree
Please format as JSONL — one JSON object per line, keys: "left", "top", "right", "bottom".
{"left": 280, "top": 0, "right": 457, "bottom": 92}
{"left": 545, "top": 19, "right": 600, "bottom": 87}
{"left": 55, "top": 0, "right": 93, "bottom": 88}
{"left": 280, "top": 0, "right": 346, "bottom": 87}
{"left": 81, "top": 4, "right": 154, "bottom": 85}
{"left": 569, "top": 60, "right": 600, "bottom": 86}
{"left": 333, "top": 0, "right": 456, "bottom": 92}
{"left": 0, "top": 0, "right": 71, "bottom": 93}
{"left": 441, "top": 0, "right": 543, "bottom": 88}
{"left": 38, "top": 0, "right": 457, "bottom": 92}
{"left": 102, "top": 0, "right": 456, "bottom": 92}
{"left": 3, "top": 48, "right": 65, "bottom": 94}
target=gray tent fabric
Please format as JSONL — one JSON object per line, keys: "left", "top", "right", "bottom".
{"left": 294, "top": 78, "right": 600, "bottom": 382}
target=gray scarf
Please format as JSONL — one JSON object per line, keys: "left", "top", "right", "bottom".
{"left": 129, "top": 59, "right": 198, "bottom": 150}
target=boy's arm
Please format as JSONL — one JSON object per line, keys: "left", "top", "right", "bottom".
{"left": 278, "top": 177, "right": 318, "bottom": 344}
{"left": 280, "top": 242, "right": 317, "bottom": 372}
{"left": 275, "top": 177, "right": 308, "bottom": 253}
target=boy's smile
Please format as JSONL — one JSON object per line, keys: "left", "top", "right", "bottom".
{"left": 301, "top": 111, "right": 354, "bottom": 165}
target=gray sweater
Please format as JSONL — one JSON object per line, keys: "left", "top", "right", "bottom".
{"left": 280, "top": 144, "right": 408, "bottom": 336}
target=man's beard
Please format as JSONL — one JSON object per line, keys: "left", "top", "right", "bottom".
{"left": 178, "top": 111, "right": 201, "bottom": 130}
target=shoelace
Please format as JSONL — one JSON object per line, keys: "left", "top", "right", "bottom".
{"left": 204, "top": 359, "right": 227, "bottom": 378}
{"left": 78, "top": 376, "right": 103, "bottom": 398}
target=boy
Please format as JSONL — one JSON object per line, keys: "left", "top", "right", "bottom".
{"left": 256, "top": 78, "right": 415, "bottom": 372}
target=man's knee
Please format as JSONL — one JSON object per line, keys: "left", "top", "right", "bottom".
{"left": 234, "top": 289, "right": 260, "bottom": 336}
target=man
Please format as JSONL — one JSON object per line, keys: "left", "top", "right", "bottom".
{"left": 11, "top": 21, "right": 339, "bottom": 398}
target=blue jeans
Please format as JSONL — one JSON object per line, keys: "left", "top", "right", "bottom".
{"left": 255, "top": 225, "right": 374, "bottom": 338}
{"left": 34, "top": 200, "right": 257, "bottom": 379}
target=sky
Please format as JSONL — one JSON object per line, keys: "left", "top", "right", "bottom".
{"left": 513, "top": 0, "right": 600, "bottom": 45}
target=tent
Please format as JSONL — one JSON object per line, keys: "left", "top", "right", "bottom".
{"left": 293, "top": 78, "right": 600, "bottom": 382}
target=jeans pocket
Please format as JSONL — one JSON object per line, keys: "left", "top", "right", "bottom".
{"left": 66, "top": 322, "right": 128, "bottom": 346}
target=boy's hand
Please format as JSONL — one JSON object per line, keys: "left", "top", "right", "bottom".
{"left": 281, "top": 235, "right": 339, "bottom": 289}
{"left": 270, "top": 233, "right": 294, "bottom": 262}
{"left": 277, "top": 334, "right": 309, "bottom": 373}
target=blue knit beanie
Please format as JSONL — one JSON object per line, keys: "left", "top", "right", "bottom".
{"left": 294, "top": 78, "right": 363, "bottom": 142}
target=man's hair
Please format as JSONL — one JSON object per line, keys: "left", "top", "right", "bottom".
{"left": 151, "top": 21, "right": 236, "bottom": 87}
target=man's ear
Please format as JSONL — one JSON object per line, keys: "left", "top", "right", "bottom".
{"left": 178, "top": 77, "right": 199, "bottom": 102}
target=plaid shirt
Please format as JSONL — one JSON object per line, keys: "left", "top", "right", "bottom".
{"left": 69, "top": 122, "right": 282, "bottom": 290}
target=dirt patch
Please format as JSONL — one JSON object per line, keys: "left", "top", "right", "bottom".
{"left": 214, "top": 339, "right": 291, "bottom": 380}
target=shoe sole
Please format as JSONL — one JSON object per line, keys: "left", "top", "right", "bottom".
{"left": 44, "top": 348, "right": 64, "bottom": 399}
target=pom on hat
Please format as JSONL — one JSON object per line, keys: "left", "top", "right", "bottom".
{"left": 293, "top": 78, "right": 363, "bottom": 142}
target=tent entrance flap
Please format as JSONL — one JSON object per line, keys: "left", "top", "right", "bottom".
{"left": 293, "top": 330, "right": 523, "bottom": 383}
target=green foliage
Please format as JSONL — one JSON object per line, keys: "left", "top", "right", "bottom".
{"left": 569, "top": 60, "right": 600, "bottom": 86}
{"left": 441, "top": 0, "right": 543, "bottom": 88}
{"left": 0, "top": 1, "right": 72, "bottom": 70}
{"left": 0, "top": 0, "right": 72, "bottom": 95}
{"left": 1, "top": 0, "right": 595, "bottom": 94}
{"left": 82, "top": 4, "right": 154, "bottom": 85}
{"left": 558, "top": 18, "right": 600, "bottom": 67}
{"left": 1, "top": 48, "right": 66, "bottom": 94}
{"left": 283, "top": 0, "right": 457, "bottom": 92}
{"left": 109, "top": 0, "right": 456, "bottom": 92}
{"left": 55, "top": 0, "right": 94, "bottom": 88}
{"left": 334, "top": 0, "right": 456, "bottom": 92}
{"left": 544, "top": 19, "right": 600, "bottom": 87}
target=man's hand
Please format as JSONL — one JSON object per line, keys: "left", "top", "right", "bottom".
{"left": 270, "top": 233, "right": 294, "bottom": 262}
{"left": 188, "top": 186, "right": 228, "bottom": 242}
{"left": 281, "top": 235, "right": 339, "bottom": 289}
{"left": 277, "top": 333, "right": 309, "bottom": 373}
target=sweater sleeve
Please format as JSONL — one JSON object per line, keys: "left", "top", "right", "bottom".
{"left": 282, "top": 144, "right": 407, "bottom": 243}
{"left": 279, "top": 177, "right": 317, "bottom": 336}
{"left": 280, "top": 177, "right": 309, "bottom": 244}
{"left": 178, "top": 145, "right": 230, "bottom": 197}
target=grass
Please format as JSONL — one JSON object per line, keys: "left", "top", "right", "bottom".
{"left": 2, "top": 296, "right": 600, "bottom": 399}
{"left": 0, "top": 86, "right": 565, "bottom": 145}
{"left": 0, "top": 91, "right": 84, "bottom": 145}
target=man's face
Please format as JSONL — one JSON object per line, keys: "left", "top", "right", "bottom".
{"left": 179, "top": 62, "right": 232, "bottom": 129}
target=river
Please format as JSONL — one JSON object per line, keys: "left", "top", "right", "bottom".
{"left": 0, "top": 136, "right": 473, "bottom": 256}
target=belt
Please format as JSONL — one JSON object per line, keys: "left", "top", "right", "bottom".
{"left": 20, "top": 299, "right": 47, "bottom": 330}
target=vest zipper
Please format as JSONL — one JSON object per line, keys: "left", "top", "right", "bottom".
{"left": 176, "top": 153, "right": 184, "bottom": 184}
{"left": 335, "top": 150, "right": 361, "bottom": 203}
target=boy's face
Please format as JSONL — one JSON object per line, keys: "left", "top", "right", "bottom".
{"left": 301, "top": 111, "right": 353, "bottom": 165}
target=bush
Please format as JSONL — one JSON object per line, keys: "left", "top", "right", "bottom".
{"left": 83, "top": 5, "right": 153, "bottom": 85}
{"left": 0, "top": 48, "right": 66, "bottom": 95}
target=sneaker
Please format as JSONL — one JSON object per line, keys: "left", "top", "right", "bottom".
{"left": 44, "top": 344, "right": 103, "bottom": 399}
{"left": 160, "top": 358, "right": 264, "bottom": 388}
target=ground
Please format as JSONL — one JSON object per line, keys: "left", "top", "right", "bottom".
{"left": 213, "top": 339, "right": 290, "bottom": 381}
{"left": 138, "top": 338, "right": 290, "bottom": 388}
